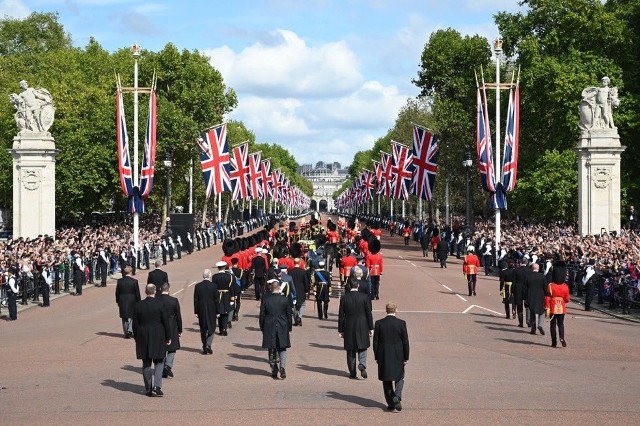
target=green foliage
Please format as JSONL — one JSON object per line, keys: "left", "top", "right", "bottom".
{"left": 509, "top": 149, "right": 578, "bottom": 222}
{"left": 0, "top": 12, "right": 71, "bottom": 56}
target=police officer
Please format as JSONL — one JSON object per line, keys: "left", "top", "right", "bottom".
{"left": 6, "top": 266, "right": 19, "bottom": 320}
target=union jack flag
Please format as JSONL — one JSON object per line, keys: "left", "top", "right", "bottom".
{"left": 139, "top": 88, "right": 157, "bottom": 199}
{"left": 248, "top": 152, "right": 263, "bottom": 200}
{"left": 476, "top": 87, "right": 496, "bottom": 193}
{"left": 198, "top": 124, "right": 231, "bottom": 198}
{"left": 362, "top": 169, "right": 375, "bottom": 203}
{"left": 390, "top": 141, "right": 414, "bottom": 200}
{"left": 272, "top": 169, "right": 282, "bottom": 202}
{"left": 372, "top": 160, "right": 383, "bottom": 184}
{"left": 260, "top": 159, "right": 273, "bottom": 198}
{"left": 116, "top": 87, "right": 134, "bottom": 197}
{"left": 378, "top": 151, "right": 393, "bottom": 197}
{"left": 229, "top": 142, "right": 250, "bottom": 201}
{"left": 502, "top": 85, "right": 520, "bottom": 193}
{"left": 410, "top": 124, "right": 439, "bottom": 201}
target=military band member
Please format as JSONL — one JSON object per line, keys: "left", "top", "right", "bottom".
{"left": 463, "top": 246, "right": 480, "bottom": 296}
{"left": 365, "top": 239, "right": 383, "bottom": 300}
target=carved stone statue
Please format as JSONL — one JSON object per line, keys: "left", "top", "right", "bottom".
{"left": 579, "top": 76, "right": 619, "bottom": 131}
{"left": 9, "top": 80, "right": 55, "bottom": 134}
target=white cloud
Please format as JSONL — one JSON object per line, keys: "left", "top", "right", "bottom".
{"left": 0, "top": 0, "right": 30, "bottom": 19}
{"left": 205, "top": 29, "right": 363, "bottom": 98}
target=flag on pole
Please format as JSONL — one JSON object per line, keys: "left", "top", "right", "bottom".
{"left": 229, "top": 142, "right": 250, "bottom": 201}
{"left": 248, "top": 151, "right": 263, "bottom": 200}
{"left": 410, "top": 124, "right": 439, "bottom": 201}
{"left": 260, "top": 159, "right": 273, "bottom": 198}
{"left": 502, "top": 85, "right": 520, "bottom": 193}
{"left": 116, "top": 86, "right": 134, "bottom": 198}
{"left": 139, "top": 87, "right": 157, "bottom": 199}
{"left": 390, "top": 141, "right": 414, "bottom": 200}
{"left": 378, "top": 151, "right": 393, "bottom": 197}
{"left": 197, "top": 123, "right": 231, "bottom": 198}
{"left": 476, "top": 87, "right": 496, "bottom": 193}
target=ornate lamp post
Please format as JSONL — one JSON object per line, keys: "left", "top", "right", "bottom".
{"left": 462, "top": 148, "right": 473, "bottom": 233}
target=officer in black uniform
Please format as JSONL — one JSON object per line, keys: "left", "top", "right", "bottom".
{"left": 212, "top": 261, "right": 234, "bottom": 335}
{"left": 313, "top": 261, "right": 332, "bottom": 320}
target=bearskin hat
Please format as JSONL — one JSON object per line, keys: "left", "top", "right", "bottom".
{"left": 310, "top": 218, "right": 319, "bottom": 226}
{"left": 347, "top": 218, "right": 356, "bottom": 230}
{"left": 289, "top": 242, "right": 303, "bottom": 258}
{"left": 327, "top": 221, "right": 337, "bottom": 232}
{"left": 551, "top": 260, "right": 567, "bottom": 283}
{"left": 273, "top": 243, "right": 289, "bottom": 259}
{"left": 369, "top": 238, "right": 381, "bottom": 254}
{"left": 223, "top": 239, "right": 239, "bottom": 256}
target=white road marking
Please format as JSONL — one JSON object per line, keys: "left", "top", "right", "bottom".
{"left": 372, "top": 310, "right": 465, "bottom": 314}
{"left": 172, "top": 288, "right": 184, "bottom": 296}
{"left": 188, "top": 281, "right": 197, "bottom": 287}
{"left": 463, "top": 304, "right": 502, "bottom": 316}
{"left": 442, "top": 284, "right": 452, "bottom": 291}
{"left": 410, "top": 262, "right": 417, "bottom": 267}
{"left": 456, "top": 294, "right": 467, "bottom": 302}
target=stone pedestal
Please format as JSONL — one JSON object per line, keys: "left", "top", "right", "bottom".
{"left": 10, "top": 133, "right": 57, "bottom": 238}
{"left": 576, "top": 128, "right": 626, "bottom": 236}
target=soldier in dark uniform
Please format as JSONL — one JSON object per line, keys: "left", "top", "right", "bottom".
{"left": 133, "top": 284, "right": 171, "bottom": 397}
{"left": 72, "top": 251, "right": 84, "bottom": 296}
{"left": 313, "top": 260, "right": 332, "bottom": 320}
{"left": 193, "top": 269, "right": 218, "bottom": 354}
{"left": 212, "top": 261, "right": 234, "bottom": 336}
{"left": 512, "top": 258, "right": 530, "bottom": 327}
{"left": 195, "top": 229, "right": 202, "bottom": 251}
{"left": 158, "top": 283, "right": 182, "bottom": 379}
{"left": 500, "top": 259, "right": 515, "bottom": 319}
{"left": 98, "top": 249, "right": 109, "bottom": 287}
{"left": 6, "top": 266, "right": 19, "bottom": 321}
{"left": 230, "top": 258, "right": 243, "bottom": 321}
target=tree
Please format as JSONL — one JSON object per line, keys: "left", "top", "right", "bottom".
{"left": 509, "top": 149, "right": 578, "bottom": 222}
{"left": 0, "top": 12, "right": 71, "bottom": 56}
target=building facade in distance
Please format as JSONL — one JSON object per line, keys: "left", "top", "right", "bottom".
{"left": 299, "top": 161, "right": 349, "bottom": 212}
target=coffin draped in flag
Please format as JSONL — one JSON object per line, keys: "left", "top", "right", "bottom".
{"left": 390, "top": 141, "right": 414, "bottom": 200}
{"left": 229, "top": 142, "right": 250, "bottom": 201}
{"left": 502, "top": 85, "right": 520, "bottom": 194}
{"left": 410, "top": 124, "right": 439, "bottom": 201}
{"left": 198, "top": 124, "right": 231, "bottom": 198}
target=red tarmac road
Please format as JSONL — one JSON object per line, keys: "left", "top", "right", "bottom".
{"left": 2, "top": 224, "right": 640, "bottom": 425}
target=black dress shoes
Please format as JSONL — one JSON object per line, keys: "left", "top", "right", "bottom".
{"left": 561, "top": 339, "right": 567, "bottom": 347}
{"left": 280, "top": 368, "right": 286, "bottom": 379}
{"left": 146, "top": 390, "right": 154, "bottom": 397}
{"left": 358, "top": 365, "right": 367, "bottom": 379}
{"left": 152, "top": 387, "right": 163, "bottom": 397}
{"left": 392, "top": 396, "right": 402, "bottom": 411}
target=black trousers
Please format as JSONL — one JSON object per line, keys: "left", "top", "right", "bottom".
{"left": 585, "top": 283, "right": 595, "bottom": 310}
{"left": 370, "top": 275, "right": 380, "bottom": 300}
{"left": 467, "top": 274, "right": 477, "bottom": 295}
{"left": 382, "top": 371, "right": 405, "bottom": 407}
{"left": 254, "top": 276, "right": 266, "bottom": 300}
{"left": 317, "top": 300, "right": 329, "bottom": 319}
{"left": 7, "top": 291, "right": 17, "bottom": 320}
{"left": 41, "top": 283, "right": 50, "bottom": 307}
{"left": 99, "top": 262, "right": 108, "bottom": 286}
{"left": 550, "top": 314, "right": 565, "bottom": 345}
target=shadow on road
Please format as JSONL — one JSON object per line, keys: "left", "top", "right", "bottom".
{"left": 245, "top": 326, "right": 261, "bottom": 332}
{"left": 120, "top": 364, "right": 139, "bottom": 373}
{"left": 184, "top": 327, "right": 200, "bottom": 333}
{"left": 497, "top": 338, "right": 549, "bottom": 347}
{"left": 325, "top": 391, "right": 387, "bottom": 409}
{"left": 309, "top": 342, "right": 342, "bottom": 351}
{"left": 298, "top": 364, "right": 346, "bottom": 377}
{"left": 225, "top": 365, "right": 270, "bottom": 377}
{"left": 316, "top": 325, "right": 337, "bottom": 330}
{"left": 233, "top": 342, "right": 263, "bottom": 351}
{"left": 181, "top": 346, "right": 206, "bottom": 354}
{"left": 96, "top": 331, "right": 125, "bottom": 339}
{"left": 483, "top": 325, "right": 529, "bottom": 334}
{"left": 101, "top": 379, "right": 143, "bottom": 395}
{"left": 228, "top": 353, "right": 266, "bottom": 363}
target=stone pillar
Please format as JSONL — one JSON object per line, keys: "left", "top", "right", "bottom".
{"left": 10, "top": 133, "right": 57, "bottom": 238}
{"left": 576, "top": 128, "right": 625, "bottom": 236}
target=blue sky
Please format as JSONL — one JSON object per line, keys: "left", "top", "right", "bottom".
{"left": 2, "top": 0, "right": 525, "bottom": 166}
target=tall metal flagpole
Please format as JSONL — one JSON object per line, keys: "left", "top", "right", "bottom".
{"left": 494, "top": 39, "right": 502, "bottom": 264}
{"left": 218, "top": 192, "right": 222, "bottom": 222}
{"left": 189, "top": 158, "right": 193, "bottom": 214}
{"left": 132, "top": 43, "right": 140, "bottom": 252}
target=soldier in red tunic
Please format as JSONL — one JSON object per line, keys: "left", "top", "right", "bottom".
{"left": 545, "top": 260, "right": 570, "bottom": 348}
{"left": 366, "top": 239, "right": 384, "bottom": 300}
{"left": 463, "top": 246, "right": 480, "bottom": 296}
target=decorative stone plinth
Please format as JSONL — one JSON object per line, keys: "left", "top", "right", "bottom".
{"left": 10, "top": 133, "right": 57, "bottom": 238}
{"left": 576, "top": 128, "right": 625, "bottom": 236}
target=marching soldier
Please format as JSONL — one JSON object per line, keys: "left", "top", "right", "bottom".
{"left": 175, "top": 235, "right": 182, "bottom": 259}
{"left": 463, "top": 246, "right": 480, "bottom": 296}
{"left": 313, "top": 260, "right": 332, "bottom": 320}
{"left": 500, "top": 259, "right": 515, "bottom": 319}
{"left": 365, "top": 239, "right": 383, "bottom": 300}
{"left": 212, "top": 261, "right": 234, "bottom": 336}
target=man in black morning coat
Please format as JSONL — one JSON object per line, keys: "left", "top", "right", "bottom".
{"left": 373, "top": 302, "right": 410, "bottom": 412}
{"left": 147, "top": 260, "right": 169, "bottom": 296}
{"left": 338, "top": 282, "right": 374, "bottom": 379}
{"left": 158, "top": 282, "right": 182, "bottom": 379}
{"left": 193, "top": 269, "right": 218, "bottom": 354}
{"left": 133, "top": 284, "right": 171, "bottom": 397}
{"left": 260, "top": 279, "right": 293, "bottom": 379}
{"left": 115, "top": 265, "right": 141, "bottom": 338}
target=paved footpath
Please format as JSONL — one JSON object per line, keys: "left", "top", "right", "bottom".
{"left": 2, "top": 223, "right": 640, "bottom": 425}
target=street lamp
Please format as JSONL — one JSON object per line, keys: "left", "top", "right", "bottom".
{"left": 163, "top": 148, "right": 173, "bottom": 217}
{"left": 462, "top": 148, "right": 473, "bottom": 233}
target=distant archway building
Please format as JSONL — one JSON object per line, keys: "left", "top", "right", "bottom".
{"left": 299, "top": 161, "right": 349, "bottom": 212}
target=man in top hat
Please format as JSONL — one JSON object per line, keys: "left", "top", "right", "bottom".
{"left": 366, "top": 239, "right": 384, "bottom": 300}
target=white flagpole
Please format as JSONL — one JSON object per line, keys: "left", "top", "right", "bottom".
{"left": 132, "top": 44, "right": 140, "bottom": 253}
{"left": 494, "top": 39, "right": 502, "bottom": 266}
{"left": 218, "top": 192, "right": 222, "bottom": 223}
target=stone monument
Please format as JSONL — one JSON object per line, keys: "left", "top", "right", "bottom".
{"left": 576, "top": 76, "right": 626, "bottom": 236}
{"left": 8, "top": 80, "right": 57, "bottom": 238}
